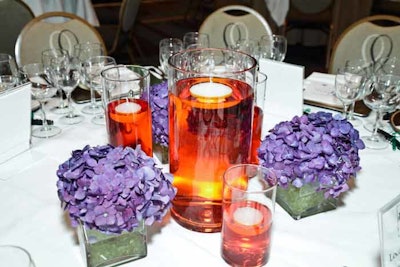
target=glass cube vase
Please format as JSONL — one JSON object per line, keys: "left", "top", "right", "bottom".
{"left": 276, "top": 184, "right": 338, "bottom": 220}
{"left": 77, "top": 221, "right": 147, "bottom": 267}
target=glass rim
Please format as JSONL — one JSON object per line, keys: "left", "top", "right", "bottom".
{"left": 223, "top": 164, "right": 277, "bottom": 194}
{"left": 100, "top": 64, "right": 150, "bottom": 82}
{"left": 167, "top": 47, "right": 257, "bottom": 75}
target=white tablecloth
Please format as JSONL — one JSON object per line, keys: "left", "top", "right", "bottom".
{"left": 23, "top": 0, "right": 99, "bottom": 26}
{"left": 0, "top": 91, "right": 399, "bottom": 266}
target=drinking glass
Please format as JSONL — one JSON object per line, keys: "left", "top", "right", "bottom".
{"left": 20, "top": 63, "right": 61, "bottom": 138}
{"left": 335, "top": 65, "right": 366, "bottom": 120}
{"left": 182, "top": 31, "right": 209, "bottom": 49}
{"left": 83, "top": 55, "right": 116, "bottom": 125}
{"left": 229, "top": 39, "right": 261, "bottom": 61}
{"left": 101, "top": 65, "right": 152, "bottom": 156}
{"left": 168, "top": 48, "right": 257, "bottom": 232}
{"left": 259, "top": 34, "right": 287, "bottom": 62}
{"left": 251, "top": 71, "right": 267, "bottom": 164}
{"left": 74, "top": 42, "right": 105, "bottom": 115}
{"left": 0, "top": 245, "right": 36, "bottom": 267}
{"left": 0, "top": 53, "right": 18, "bottom": 92}
{"left": 362, "top": 72, "right": 400, "bottom": 149}
{"left": 49, "top": 50, "right": 83, "bottom": 125}
{"left": 42, "top": 48, "right": 70, "bottom": 114}
{"left": 159, "top": 38, "right": 183, "bottom": 74}
{"left": 221, "top": 164, "right": 277, "bottom": 267}
{"left": 343, "top": 59, "right": 374, "bottom": 127}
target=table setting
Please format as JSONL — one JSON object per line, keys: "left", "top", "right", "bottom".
{"left": 0, "top": 35, "right": 400, "bottom": 267}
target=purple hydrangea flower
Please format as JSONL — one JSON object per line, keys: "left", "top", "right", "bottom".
{"left": 56, "top": 144, "right": 177, "bottom": 234}
{"left": 258, "top": 111, "right": 365, "bottom": 199}
{"left": 149, "top": 81, "right": 169, "bottom": 147}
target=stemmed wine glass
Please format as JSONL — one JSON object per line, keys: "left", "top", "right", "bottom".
{"left": 343, "top": 59, "right": 374, "bottom": 127}
{"left": 41, "top": 48, "right": 70, "bottom": 114}
{"left": 20, "top": 63, "right": 61, "bottom": 138}
{"left": 229, "top": 39, "right": 260, "bottom": 61}
{"left": 259, "top": 34, "right": 287, "bottom": 62}
{"left": 159, "top": 38, "right": 183, "bottom": 75}
{"left": 182, "top": 32, "right": 209, "bottom": 49}
{"left": 335, "top": 65, "right": 366, "bottom": 120}
{"left": 83, "top": 56, "right": 116, "bottom": 125}
{"left": 362, "top": 66, "right": 400, "bottom": 149}
{"left": 0, "top": 53, "right": 18, "bottom": 92}
{"left": 74, "top": 42, "right": 105, "bottom": 115}
{"left": 49, "top": 50, "right": 83, "bottom": 125}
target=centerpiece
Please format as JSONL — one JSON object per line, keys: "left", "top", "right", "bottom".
{"left": 258, "top": 111, "right": 365, "bottom": 219}
{"left": 56, "top": 144, "right": 176, "bottom": 267}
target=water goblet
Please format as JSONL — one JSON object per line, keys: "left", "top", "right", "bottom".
{"left": 182, "top": 31, "right": 209, "bottom": 49}
{"left": 335, "top": 66, "right": 366, "bottom": 120}
{"left": 20, "top": 63, "right": 61, "bottom": 138}
{"left": 362, "top": 73, "right": 400, "bottom": 149}
{"left": 49, "top": 50, "right": 83, "bottom": 125}
{"left": 259, "top": 34, "right": 287, "bottom": 62}
{"left": 83, "top": 55, "right": 116, "bottom": 125}
{"left": 229, "top": 39, "right": 261, "bottom": 61}
{"left": 74, "top": 42, "right": 105, "bottom": 115}
{"left": 41, "top": 48, "right": 70, "bottom": 114}
{"left": 0, "top": 53, "right": 19, "bottom": 92}
{"left": 159, "top": 38, "right": 183, "bottom": 74}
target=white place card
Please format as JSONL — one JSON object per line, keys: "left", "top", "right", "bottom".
{"left": 258, "top": 58, "right": 304, "bottom": 135}
{"left": 378, "top": 194, "right": 400, "bottom": 267}
{"left": 0, "top": 83, "right": 31, "bottom": 164}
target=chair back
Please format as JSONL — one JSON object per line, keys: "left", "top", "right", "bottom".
{"left": 0, "top": 0, "right": 34, "bottom": 58}
{"left": 199, "top": 5, "right": 272, "bottom": 48}
{"left": 328, "top": 15, "right": 400, "bottom": 73}
{"left": 15, "top": 11, "right": 107, "bottom": 66}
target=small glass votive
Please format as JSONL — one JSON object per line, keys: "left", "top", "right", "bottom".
{"left": 221, "top": 164, "right": 277, "bottom": 267}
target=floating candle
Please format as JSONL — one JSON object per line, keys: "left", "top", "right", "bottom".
{"left": 190, "top": 82, "right": 232, "bottom": 103}
{"left": 115, "top": 101, "right": 141, "bottom": 114}
{"left": 233, "top": 206, "right": 263, "bottom": 226}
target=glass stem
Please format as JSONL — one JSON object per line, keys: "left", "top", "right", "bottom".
{"left": 90, "top": 85, "right": 96, "bottom": 107}
{"left": 66, "top": 92, "right": 74, "bottom": 118}
{"left": 371, "top": 109, "right": 382, "bottom": 138}
{"left": 342, "top": 104, "right": 350, "bottom": 119}
{"left": 348, "top": 101, "right": 356, "bottom": 120}
{"left": 58, "top": 88, "right": 67, "bottom": 108}
{"left": 39, "top": 101, "right": 49, "bottom": 130}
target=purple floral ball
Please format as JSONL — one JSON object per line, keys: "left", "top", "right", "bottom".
{"left": 56, "top": 144, "right": 176, "bottom": 233}
{"left": 258, "top": 111, "right": 365, "bottom": 198}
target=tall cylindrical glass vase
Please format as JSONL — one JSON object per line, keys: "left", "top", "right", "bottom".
{"left": 168, "top": 48, "right": 257, "bottom": 232}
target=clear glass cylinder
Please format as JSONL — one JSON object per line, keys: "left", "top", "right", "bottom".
{"left": 77, "top": 221, "right": 147, "bottom": 267}
{"left": 101, "top": 65, "right": 152, "bottom": 156}
{"left": 168, "top": 48, "right": 257, "bottom": 232}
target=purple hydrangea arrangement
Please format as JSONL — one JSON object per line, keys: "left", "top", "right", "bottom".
{"left": 149, "top": 81, "right": 169, "bottom": 147}
{"left": 56, "top": 144, "right": 176, "bottom": 234}
{"left": 258, "top": 111, "right": 365, "bottom": 199}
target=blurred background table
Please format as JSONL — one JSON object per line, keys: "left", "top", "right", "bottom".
{"left": 23, "top": 0, "right": 99, "bottom": 26}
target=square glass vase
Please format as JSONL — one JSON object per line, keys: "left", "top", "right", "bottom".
{"left": 77, "top": 221, "right": 147, "bottom": 267}
{"left": 276, "top": 184, "right": 338, "bottom": 220}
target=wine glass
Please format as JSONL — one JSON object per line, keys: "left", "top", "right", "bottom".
{"left": 182, "top": 32, "right": 209, "bottom": 49}
{"left": 343, "top": 59, "right": 374, "bottom": 127}
{"left": 335, "top": 65, "right": 366, "bottom": 120}
{"left": 83, "top": 56, "right": 116, "bottom": 125}
{"left": 20, "top": 63, "right": 61, "bottom": 138}
{"left": 362, "top": 72, "right": 400, "bottom": 149}
{"left": 259, "top": 34, "right": 287, "bottom": 61}
{"left": 74, "top": 42, "right": 105, "bottom": 115}
{"left": 229, "top": 39, "right": 260, "bottom": 61}
{"left": 49, "top": 50, "right": 83, "bottom": 125}
{"left": 0, "top": 53, "right": 19, "bottom": 92}
{"left": 42, "top": 48, "right": 70, "bottom": 114}
{"left": 159, "top": 38, "right": 183, "bottom": 74}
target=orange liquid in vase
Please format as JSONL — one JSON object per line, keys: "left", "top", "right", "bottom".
{"left": 106, "top": 98, "right": 153, "bottom": 156}
{"left": 169, "top": 77, "right": 254, "bottom": 232}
